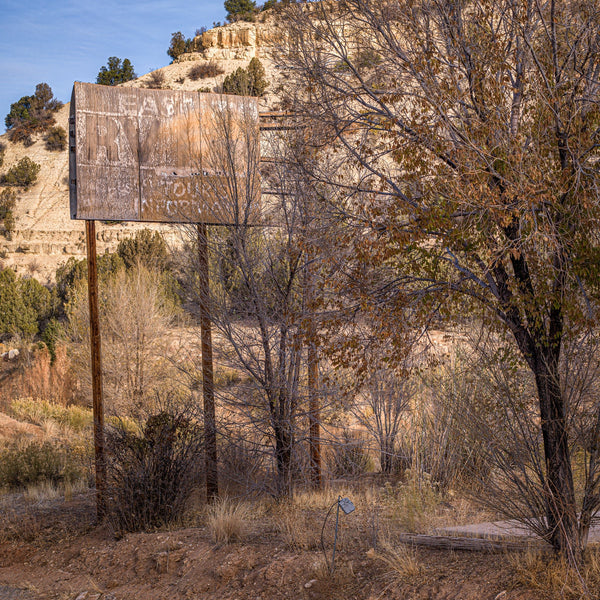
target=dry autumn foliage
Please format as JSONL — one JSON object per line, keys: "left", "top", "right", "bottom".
{"left": 277, "top": 0, "right": 600, "bottom": 565}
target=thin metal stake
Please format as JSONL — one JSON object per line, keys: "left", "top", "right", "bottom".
{"left": 331, "top": 496, "right": 341, "bottom": 574}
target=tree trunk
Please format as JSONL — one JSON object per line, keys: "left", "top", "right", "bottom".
{"left": 381, "top": 450, "right": 392, "bottom": 474}
{"left": 380, "top": 438, "right": 394, "bottom": 474}
{"left": 274, "top": 420, "right": 294, "bottom": 497}
{"left": 533, "top": 354, "right": 582, "bottom": 563}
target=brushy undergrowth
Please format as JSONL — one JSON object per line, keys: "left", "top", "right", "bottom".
{"left": 329, "top": 431, "right": 374, "bottom": 477}
{"left": 510, "top": 548, "right": 600, "bottom": 599}
{"left": 106, "top": 409, "right": 204, "bottom": 534}
{"left": 0, "top": 440, "right": 84, "bottom": 489}
{"left": 10, "top": 398, "right": 138, "bottom": 435}
{"left": 207, "top": 498, "right": 250, "bottom": 543}
{"left": 11, "top": 398, "right": 92, "bottom": 432}
{"left": 380, "top": 473, "right": 443, "bottom": 533}
{"left": 189, "top": 61, "right": 224, "bottom": 81}
{"left": 214, "top": 366, "right": 242, "bottom": 388}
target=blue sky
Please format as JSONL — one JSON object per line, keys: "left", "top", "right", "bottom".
{"left": 0, "top": 0, "right": 226, "bottom": 130}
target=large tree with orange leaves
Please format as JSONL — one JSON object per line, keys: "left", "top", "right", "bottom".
{"left": 278, "top": 0, "right": 600, "bottom": 562}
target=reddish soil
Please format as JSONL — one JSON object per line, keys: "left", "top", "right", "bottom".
{"left": 0, "top": 414, "right": 43, "bottom": 444}
{"left": 0, "top": 493, "right": 549, "bottom": 600}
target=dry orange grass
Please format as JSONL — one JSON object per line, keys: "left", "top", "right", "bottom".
{"left": 207, "top": 498, "right": 250, "bottom": 544}
{"left": 509, "top": 547, "right": 600, "bottom": 600}
{"left": 371, "top": 541, "right": 422, "bottom": 584}
{"left": 275, "top": 505, "right": 321, "bottom": 551}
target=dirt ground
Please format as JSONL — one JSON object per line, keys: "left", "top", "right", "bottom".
{"left": 0, "top": 491, "right": 556, "bottom": 600}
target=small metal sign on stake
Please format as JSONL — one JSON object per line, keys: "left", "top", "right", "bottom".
{"left": 321, "top": 496, "right": 356, "bottom": 574}
{"left": 70, "top": 82, "right": 260, "bottom": 513}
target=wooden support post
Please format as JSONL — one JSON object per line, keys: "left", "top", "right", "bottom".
{"left": 305, "top": 253, "right": 322, "bottom": 487}
{"left": 307, "top": 332, "right": 322, "bottom": 487}
{"left": 198, "top": 223, "right": 219, "bottom": 502}
{"left": 85, "top": 220, "right": 106, "bottom": 519}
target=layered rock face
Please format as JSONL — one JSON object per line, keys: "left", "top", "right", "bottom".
{"left": 199, "top": 24, "right": 258, "bottom": 60}
{"left": 192, "top": 20, "right": 280, "bottom": 60}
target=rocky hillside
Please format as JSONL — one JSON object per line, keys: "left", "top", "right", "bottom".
{"left": 0, "top": 17, "right": 281, "bottom": 283}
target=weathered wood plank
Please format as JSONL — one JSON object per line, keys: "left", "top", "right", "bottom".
{"left": 70, "top": 82, "right": 260, "bottom": 224}
{"left": 71, "top": 85, "right": 140, "bottom": 220}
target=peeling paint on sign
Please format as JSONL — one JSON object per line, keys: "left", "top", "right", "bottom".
{"left": 69, "top": 82, "right": 260, "bottom": 224}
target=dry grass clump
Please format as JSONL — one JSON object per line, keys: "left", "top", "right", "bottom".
{"left": 510, "top": 548, "right": 600, "bottom": 599}
{"left": 275, "top": 504, "right": 321, "bottom": 551}
{"left": 21, "top": 477, "right": 89, "bottom": 502}
{"left": 307, "top": 556, "right": 359, "bottom": 596}
{"left": 372, "top": 541, "right": 423, "bottom": 583}
{"left": 189, "top": 61, "right": 224, "bottom": 81}
{"left": 39, "top": 417, "right": 60, "bottom": 439}
{"left": 24, "top": 480, "right": 62, "bottom": 501}
{"left": 289, "top": 487, "right": 341, "bottom": 510}
{"left": 207, "top": 498, "right": 250, "bottom": 543}
{"left": 289, "top": 486, "right": 369, "bottom": 511}
{"left": 214, "top": 366, "right": 242, "bottom": 388}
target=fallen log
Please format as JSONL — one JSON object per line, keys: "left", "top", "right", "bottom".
{"left": 395, "top": 533, "right": 545, "bottom": 552}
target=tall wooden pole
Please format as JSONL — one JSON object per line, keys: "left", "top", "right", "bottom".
{"left": 306, "top": 251, "right": 322, "bottom": 487}
{"left": 307, "top": 334, "right": 322, "bottom": 486}
{"left": 85, "top": 220, "right": 106, "bottom": 519}
{"left": 197, "top": 223, "right": 219, "bottom": 502}
{"left": 299, "top": 108, "right": 322, "bottom": 487}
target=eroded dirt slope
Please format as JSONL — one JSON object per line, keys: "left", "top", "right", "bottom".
{"left": 0, "top": 492, "right": 546, "bottom": 600}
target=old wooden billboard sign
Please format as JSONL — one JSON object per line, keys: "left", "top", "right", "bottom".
{"left": 70, "top": 82, "right": 261, "bottom": 517}
{"left": 69, "top": 82, "right": 260, "bottom": 224}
